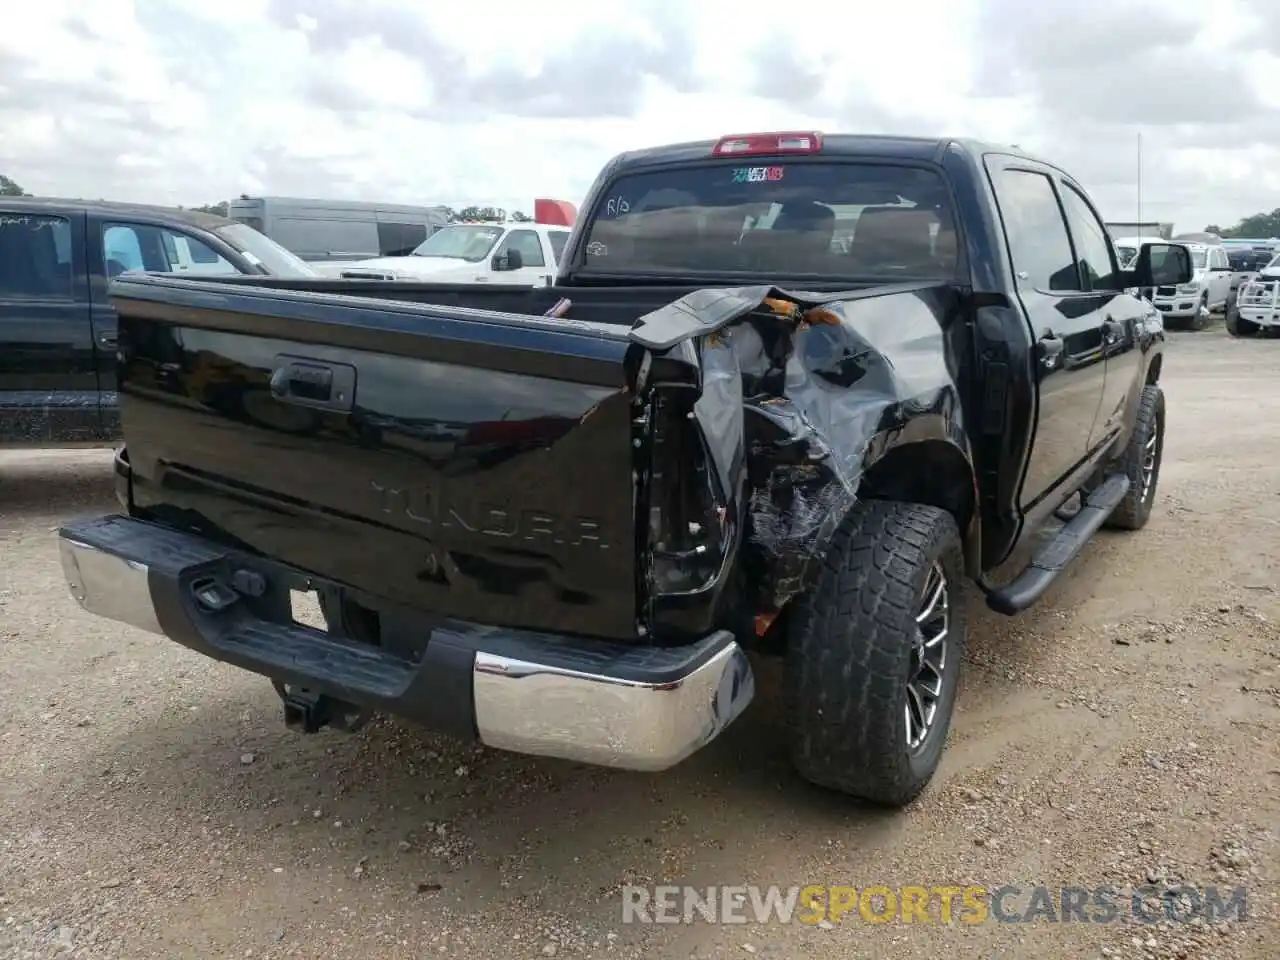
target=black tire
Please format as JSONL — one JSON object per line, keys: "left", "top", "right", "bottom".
{"left": 1225, "top": 304, "right": 1257, "bottom": 337}
{"left": 1104, "top": 384, "right": 1165, "bottom": 531}
{"left": 1189, "top": 295, "right": 1209, "bottom": 330}
{"left": 785, "top": 501, "right": 965, "bottom": 808}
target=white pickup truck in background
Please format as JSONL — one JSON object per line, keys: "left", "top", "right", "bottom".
{"left": 337, "top": 221, "right": 572, "bottom": 286}
{"left": 1142, "top": 241, "right": 1232, "bottom": 330}
{"left": 1230, "top": 251, "right": 1280, "bottom": 336}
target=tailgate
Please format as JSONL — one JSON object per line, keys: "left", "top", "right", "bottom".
{"left": 110, "top": 275, "right": 641, "bottom": 640}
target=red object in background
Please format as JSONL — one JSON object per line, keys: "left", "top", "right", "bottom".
{"left": 534, "top": 198, "right": 577, "bottom": 226}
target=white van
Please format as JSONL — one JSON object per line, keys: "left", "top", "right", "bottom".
{"left": 226, "top": 197, "right": 452, "bottom": 272}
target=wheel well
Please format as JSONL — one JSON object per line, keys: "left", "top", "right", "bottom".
{"left": 1146, "top": 353, "right": 1162, "bottom": 385}
{"left": 856, "top": 441, "right": 978, "bottom": 567}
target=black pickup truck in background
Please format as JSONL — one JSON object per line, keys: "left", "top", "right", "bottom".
{"left": 0, "top": 197, "right": 320, "bottom": 445}
{"left": 57, "top": 133, "right": 1192, "bottom": 808}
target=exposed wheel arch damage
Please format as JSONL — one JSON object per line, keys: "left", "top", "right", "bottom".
{"left": 628, "top": 283, "right": 975, "bottom": 622}
{"left": 857, "top": 437, "right": 979, "bottom": 573}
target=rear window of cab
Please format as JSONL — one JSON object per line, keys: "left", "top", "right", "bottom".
{"left": 580, "top": 162, "right": 959, "bottom": 280}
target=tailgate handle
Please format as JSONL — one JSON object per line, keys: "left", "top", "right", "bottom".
{"left": 268, "top": 355, "right": 356, "bottom": 413}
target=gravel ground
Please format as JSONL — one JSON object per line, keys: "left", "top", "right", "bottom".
{"left": 1, "top": 325, "right": 1277, "bottom": 960}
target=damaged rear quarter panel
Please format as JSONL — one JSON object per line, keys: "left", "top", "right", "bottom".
{"left": 630, "top": 282, "right": 972, "bottom": 611}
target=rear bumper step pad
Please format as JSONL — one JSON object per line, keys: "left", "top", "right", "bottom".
{"left": 57, "top": 514, "right": 755, "bottom": 772}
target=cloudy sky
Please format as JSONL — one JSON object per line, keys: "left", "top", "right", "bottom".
{"left": 2, "top": 0, "right": 1278, "bottom": 232}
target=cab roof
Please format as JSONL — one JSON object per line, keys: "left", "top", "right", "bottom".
{"left": 1, "top": 196, "right": 233, "bottom": 231}
{"left": 606, "top": 133, "right": 1058, "bottom": 173}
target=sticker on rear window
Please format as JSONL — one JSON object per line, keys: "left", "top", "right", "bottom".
{"left": 732, "top": 166, "right": 785, "bottom": 184}
{"left": 602, "top": 196, "right": 630, "bottom": 217}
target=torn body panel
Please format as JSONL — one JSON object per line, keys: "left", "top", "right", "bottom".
{"left": 630, "top": 283, "right": 973, "bottom": 614}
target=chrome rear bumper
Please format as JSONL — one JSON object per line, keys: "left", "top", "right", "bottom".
{"left": 58, "top": 516, "right": 754, "bottom": 772}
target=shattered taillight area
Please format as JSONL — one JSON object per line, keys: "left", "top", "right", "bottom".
{"left": 629, "top": 286, "right": 915, "bottom": 631}
{"left": 628, "top": 346, "right": 738, "bottom": 641}
{"left": 722, "top": 299, "right": 868, "bottom": 609}
{"left": 647, "top": 393, "right": 727, "bottom": 592}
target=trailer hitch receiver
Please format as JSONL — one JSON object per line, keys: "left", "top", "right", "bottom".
{"left": 273, "top": 682, "right": 371, "bottom": 734}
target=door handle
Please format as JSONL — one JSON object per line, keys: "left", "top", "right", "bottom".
{"left": 1036, "top": 334, "right": 1064, "bottom": 370}
{"left": 268, "top": 355, "right": 356, "bottom": 413}
{"left": 98, "top": 332, "right": 118, "bottom": 348}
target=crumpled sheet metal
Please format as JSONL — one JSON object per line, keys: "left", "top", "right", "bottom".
{"left": 630, "top": 283, "right": 945, "bottom": 607}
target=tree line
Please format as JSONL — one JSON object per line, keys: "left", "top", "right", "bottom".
{"left": 1204, "top": 210, "right": 1280, "bottom": 238}
{"left": 0, "top": 177, "right": 533, "bottom": 222}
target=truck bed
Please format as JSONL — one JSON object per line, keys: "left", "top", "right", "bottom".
{"left": 183, "top": 274, "right": 719, "bottom": 328}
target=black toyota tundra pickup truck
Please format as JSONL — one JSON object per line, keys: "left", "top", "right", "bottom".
{"left": 56, "top": 133, "right": 1192, "bottom": 807}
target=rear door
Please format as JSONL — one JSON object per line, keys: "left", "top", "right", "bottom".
{"left": 1054, "top": 178, "right": 1147, "bottom": 454}
{"left": 1227, "top": 249, "right": 1253, "bottom": 291}
{"left": 985, "top": 159, "right": 1109, "bottom": 509}
{"left": 1208, "top": 247, "right": 1232, "bottom": 306}
{"left": 0, "top": 208, "right": 101, "bottom": 441}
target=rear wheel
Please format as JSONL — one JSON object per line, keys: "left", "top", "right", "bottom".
{"left": 1104, "top": 384, "right": 1165, "bottom": 531}
{"left": 785, "top": 501, "right": 965, "bottom": 808}
{"left": 1188, "top": 295, "right": 1209, "bottom": 330}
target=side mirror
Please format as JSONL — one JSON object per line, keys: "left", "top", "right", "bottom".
{"left": 492, "top": 248, "right": 524, "bottom": 272}
{"left": 1130, "top": 242, "right": 1192, "bottom": 287}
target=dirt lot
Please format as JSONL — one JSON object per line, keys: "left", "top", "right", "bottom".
{"left": 2, "top": 325, "right": 1278, "bottom": 960}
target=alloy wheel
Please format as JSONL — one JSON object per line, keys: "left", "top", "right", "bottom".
{"left": 1141, "top": 415, "right": 1161, "bottom": 502}
{"left": 906, "top": 562, "right": 950, "bottom": 752}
